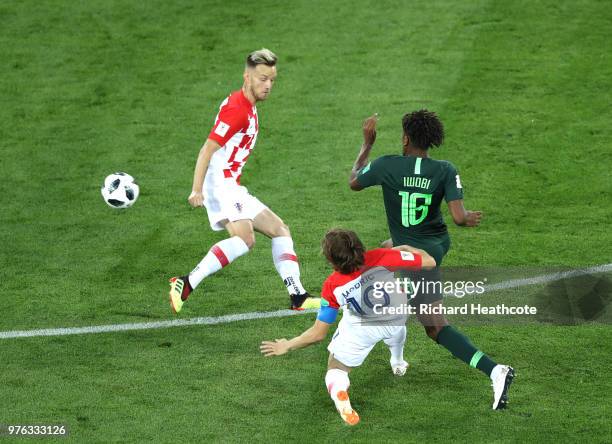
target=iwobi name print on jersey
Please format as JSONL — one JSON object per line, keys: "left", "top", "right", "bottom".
{"left": 317, "top": 249, "right": 422, "bottom": 325}
{"left": 207, "top": 90, "right": 259, "bottom": 185}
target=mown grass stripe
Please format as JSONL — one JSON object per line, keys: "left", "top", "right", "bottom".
{"left": 2, "top": 263, "right": 609, "bottom": 340}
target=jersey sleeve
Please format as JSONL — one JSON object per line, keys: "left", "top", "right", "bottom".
{"left": 374, "top": 248, "right": 423, "bottom": 269}
{"left": 317, "top": 276, "right": 340, "bottom": 324}
{"left": 444, "top": 162, "right": 464, "bottom": 202}
{"left": 355, "top": 156, "right": 385, "bottom": 188}
{"left": 207, "top": 105, "right": 248, "bottom": 146}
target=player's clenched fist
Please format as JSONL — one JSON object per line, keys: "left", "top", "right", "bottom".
{"left": 188, "top": 191, "right": 204, "bottom": 208}
{"left": 362, "top": 113, "right": 379, "bottom": 146}
{"left": 260, "top": 339, "right": 289, "bottom": 356}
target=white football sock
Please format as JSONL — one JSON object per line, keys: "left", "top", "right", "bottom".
{"left": 325, "top": 368, "right": 350, "bottom": 401}
{"left": 384, "top": 329, "right": 407, "bottom": 366}
{"left": 189, "top": 236, "right": 249, "bottom": 289}
{"left": 387, "top": 343, "right": 406, "bottom": 366}
{"left": 271, "top": 236, "right": 306, "bottom": 295}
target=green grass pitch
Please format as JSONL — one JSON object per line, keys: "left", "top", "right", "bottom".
{"left": 1, "top": 0, "right": 611, "bottom": 442}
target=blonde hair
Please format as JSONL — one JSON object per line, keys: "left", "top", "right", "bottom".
{"left": 246, "top": 48, "right": 277, "bottom": 68}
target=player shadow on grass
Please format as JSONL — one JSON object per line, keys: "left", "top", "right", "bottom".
{"left": 532, "top": 273, "right": 612, "bottom": 325}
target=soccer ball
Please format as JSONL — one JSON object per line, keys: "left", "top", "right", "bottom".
{"left": 101, "top": 172, "right": 140, "bottom": 209}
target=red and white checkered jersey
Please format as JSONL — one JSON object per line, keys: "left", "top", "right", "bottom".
{"left": 321, "top": 249, "right": 423, "bottom": 311}
{"left": 207, "top": 89, "right": 258, "bottom": 185}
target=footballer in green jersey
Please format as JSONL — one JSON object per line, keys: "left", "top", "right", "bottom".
{"left": 350, "top": 112, "right": 481, "bottom": 265}
{"left": 348, "top": 110, "right": 514, "bottom": 410}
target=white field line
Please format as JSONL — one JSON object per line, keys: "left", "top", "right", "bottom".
{"left": 1, "top": 263, "right": 610, "bottom": 340}
{"left": 444, "top": 263, "right": 612, "bottom": 297}
{"left": 482, "top": 263, "right": 612, "bottom": 292}
{"left": 0, "top": 309, "right": 314, "bottom": 340}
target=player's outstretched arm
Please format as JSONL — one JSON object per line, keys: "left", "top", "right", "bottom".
{"left": 188, "top": 138, "right": 222, "bottom": 208}
{"left": 260, "top": 320, "right": 331, "bottom": 357}
{"left": 349, "top": 113, "right": 378, "bottom": 191}
{"left": 447, "top": 199, "right": 482, "bottom": 227}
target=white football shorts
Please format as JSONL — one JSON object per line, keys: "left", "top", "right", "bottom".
{"left": 203, "top": 182, "right": 268, "bottom": 231}
{"left": 327, "top": 316, "right": 407, "bottom": 368}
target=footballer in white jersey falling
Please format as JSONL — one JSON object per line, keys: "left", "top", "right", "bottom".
{"left": 169, "top": 48, "right": 319, "bottom": 314}
{"left": 261, "top": 229, "right": 437, "bottom": 425}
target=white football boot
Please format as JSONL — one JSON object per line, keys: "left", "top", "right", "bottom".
{"left": 391, "top": 360, "right": 410, "bottom": 376}
{"left": 491, "top": 365, "right": 515, "bottom": 410}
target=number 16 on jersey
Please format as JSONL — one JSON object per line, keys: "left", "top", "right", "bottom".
{"left": 398, "top": 191, "right": 432, "bottom": 227}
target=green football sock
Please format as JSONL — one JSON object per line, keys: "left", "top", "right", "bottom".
{"left": 436, "top": 325, "right": 497, "bottom": 376}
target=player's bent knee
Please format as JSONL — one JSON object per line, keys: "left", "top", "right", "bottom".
{"left": 327, "top": 354, "right": 352, "bottom": 373}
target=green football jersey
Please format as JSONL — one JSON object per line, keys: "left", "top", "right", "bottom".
{"left": 356, "top": 155, "right": 463, "bottom": 241}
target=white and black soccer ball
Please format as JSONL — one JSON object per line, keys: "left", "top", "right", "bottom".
{"left": 101, "top": 172, "right": 140, "bottom": 209}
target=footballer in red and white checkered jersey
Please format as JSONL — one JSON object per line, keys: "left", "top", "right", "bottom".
{"left": 169, "top": 49, "right": 318, "bottom": 313}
